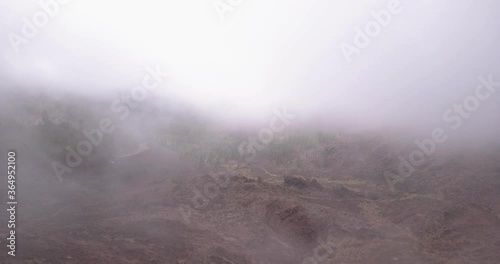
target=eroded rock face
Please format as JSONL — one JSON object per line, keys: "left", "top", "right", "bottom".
{"left": 265, "top": 200, "right": 319, "bottom": 252}
{"left": 283, "top": 175, "right": 324, "bottom": 191}
{"left": 284, "top": 175, "right": 310, "bottom": 189}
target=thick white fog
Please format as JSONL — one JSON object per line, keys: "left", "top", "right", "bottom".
{"left": 1, "top": 0, "right": 499, "bottom": 140}
{"left": 2, "top": 2, "right": 500, "bottom": 263}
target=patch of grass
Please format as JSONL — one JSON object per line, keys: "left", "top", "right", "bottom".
{"left": 264, "top": 178, "right": 283, "bottom": 185}
{"left": 314, "top": 177, "right": 373, "bottom": 188}
{"left": 238, "top": 168, "right": 252, "bottom": 178}
{"left": 358, "top": 201, "right": 384, "bottom": 226}
{"left": 400, "top": 192, "right": 444, "bottom": 201}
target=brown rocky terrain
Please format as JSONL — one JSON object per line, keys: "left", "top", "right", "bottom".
{"left": 2, "top": 132, "right": 500, "bottom": 264}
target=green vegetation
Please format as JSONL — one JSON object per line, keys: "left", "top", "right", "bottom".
{"left": 15, "top": 94, "right": 340, "bottom": 173}
{"left": 157, "top": 123, "right": 339, "bottom": 169}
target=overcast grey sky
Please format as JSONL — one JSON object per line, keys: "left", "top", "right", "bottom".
{"left": 1, "top": 0, "right": 499, "bottom": 140}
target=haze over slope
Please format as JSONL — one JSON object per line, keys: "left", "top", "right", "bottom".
{"left": 1, "top": 0, "right": 499, "bottom": 142}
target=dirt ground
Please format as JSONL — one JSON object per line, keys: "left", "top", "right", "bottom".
{"left": 1, "top": 135, "right": 500, "bottom": 264}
